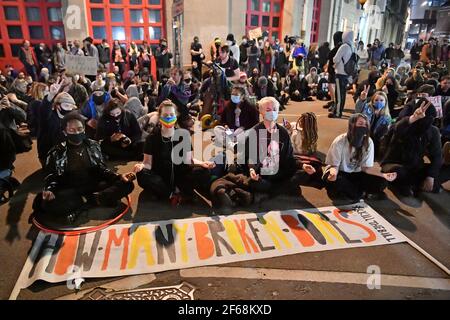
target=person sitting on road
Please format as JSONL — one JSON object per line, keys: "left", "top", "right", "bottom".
{"left": 81, "top": 88, "right": 111, "bottom": 138}
{"left": 380, "top": 98, "right": 443, "bottom": 196}
{"left": 355, "top": 90, "right": 392, "bottom": 156}
{"left": 32, "top": 112, "right": 135, "bottom": 224}
{"left": 157, "top": 67, "right": 193, "bottom": 131}
{"left": 284, "top": 112, "right": 325, "bottom": 195}
{"left": 134, "top": 100, "right": 214, "bottom": 205}
{"left": 323, "top": 113, "right": 397, "bottom": 202}
{"left": 220, "top": 86, "right": 259, "bottom": 132}
{"left": 243, "top": 97, "right": 297, "bottom": 204}
{"left": 353, "top": 70, "right": 380, "bottom": 103}
{"left": 305, "top": 67, "right": 320, "bottom": 96}
{"left": 95, "top": 98, "right": 143, "bottom": 161}
{"left": 285, "top": 68, "right": 312, "bottom": 102}
{"left": 317, "top": 72, "right": 331, "bottom": 101}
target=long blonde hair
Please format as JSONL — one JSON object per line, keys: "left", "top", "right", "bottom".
{"left": 29, "top": 82, "right": 47, "bottom": 101}
{"left": 369, "top": 91, "right": 391, "bottom": 117}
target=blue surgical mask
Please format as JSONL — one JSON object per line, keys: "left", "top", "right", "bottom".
{"left": 264, "top": 110, "right": 279, "bottom": 122}
{"left": 373, "top": 101, "right": 385, "bottom": 110}
{"left": 231, "top": 95, "right": 241, "bottom": 104}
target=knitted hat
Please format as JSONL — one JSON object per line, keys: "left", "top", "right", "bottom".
{"left": 54, "top": 92, "right": 76, "bottom": 108}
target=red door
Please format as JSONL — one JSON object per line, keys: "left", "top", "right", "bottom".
{"left": 86, "top": 0, "right": 166, "bottom": 77}
{"left": 246, "top": 0, "right": 284, "bottom": 41}
{"left": 0, "top": 0, "right": 65, "bottom": 71}
{"left": 310, "top": 0, "right": 322, "bottom": 44}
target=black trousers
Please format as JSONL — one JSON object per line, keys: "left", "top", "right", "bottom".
{"left": 333, "top": 75, "right": 349, "bottom": 117}
{"left": 290, "top": 169, "right": 324, "bottom": 193}
{"left": 34, "top": 179, "right": 134, "bottom": 217}
{"left": 382, "top": 163, "right": 441, "bottom": 192}
{"left": 101, "top": 140, "right": 144, "bottom": 161}
{"left": 137, "top": 167, "right": 211, "bottom": 199}
{"left": 324, "top": 171, "right": 387, "bottom": 200}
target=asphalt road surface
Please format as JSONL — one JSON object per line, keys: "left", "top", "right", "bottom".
{"left": 1, "top": 94, "right": 449, "bottom": 300}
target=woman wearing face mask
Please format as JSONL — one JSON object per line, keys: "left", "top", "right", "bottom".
{"left": 355, "top": 91, "right": 392, "bottom": 156}
{"left": 96, "top": 98, "right": 143, "bottom": 161}
{"left": 220, "top": 86, "right": 259, "bottom": 132}
{"left": 381, "top": 99, "right": 443, "bottom": 196}
{"left": 243, "top": 97, "right": 296, "bottom": 203}
{"left": 270, "top": 72, "right": 283, "bottom": 97}
{"left": 134, "top": 100, "right": 213, "bottom": 205}
{"left": 323, "top": 113, "right": 396, "bottom": 201}
{"left": 158, "top": 67, "right": 193, "bottom": 131}
{"left": 81, "top": 89, "right": 111, "bottom": 137}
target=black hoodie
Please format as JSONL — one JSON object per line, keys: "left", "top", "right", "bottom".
{"left": 327, "top": 32, "right": 343, "bottom": 78}
{"left": 381, "top": 98, "right": 442, "bottom": 178}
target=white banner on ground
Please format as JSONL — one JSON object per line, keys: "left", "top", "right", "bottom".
{"left": 11, "top": 203, "right": 407, "bottom": 298}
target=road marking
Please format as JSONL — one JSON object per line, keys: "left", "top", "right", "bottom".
{"left": 180, "top": 267, "right": 450, "bottom": 291}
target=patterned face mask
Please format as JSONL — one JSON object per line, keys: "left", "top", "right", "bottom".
{"left": 160, "top": 115, "right": 177, "bottom": 128}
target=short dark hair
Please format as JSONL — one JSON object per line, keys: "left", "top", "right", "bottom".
{"left": 104, "top": 98, "right": 123, "bottom": 116}
{"left": 62, "top": 111, "right": 85, "bottom": 130}
{"left": 220, "top": 44, "right": 230, "bottom": 54}
{"left": 441, "top": 75, "right": 450, "bottom": 82}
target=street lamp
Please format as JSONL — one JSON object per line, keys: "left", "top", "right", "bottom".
{"left": 358, "top": 0, "right": 368, "bottom": 9}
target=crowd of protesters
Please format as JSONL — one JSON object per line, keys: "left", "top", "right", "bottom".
{"left": 0, "top": 32, "right": 449, "bottom": 223}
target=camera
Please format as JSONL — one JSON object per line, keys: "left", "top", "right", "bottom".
{"left": 284, "top": 35, "right": 298, "bottom": 45}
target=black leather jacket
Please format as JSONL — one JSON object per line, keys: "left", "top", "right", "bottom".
{"left": 44, "top": 139, "right": 119, "bottom": 192}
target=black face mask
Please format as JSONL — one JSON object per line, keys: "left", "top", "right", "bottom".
{"left": 351, "top": 127, "right": 368, "bottom": 148}
{"left": 93, "top": 94, "right": 105, "bottom": 105}
{"left": 111, "top": 112, "right": 122, "bottom": 121}
{"left": 67, "top": 132, "right": 86, "bottom": 145}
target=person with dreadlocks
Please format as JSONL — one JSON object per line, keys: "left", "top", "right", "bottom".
{"left": 323, "top": 113, "right": 397, "bottom": 201}
{"left": 285, "top": 112, "right": 325, "bottom": 194}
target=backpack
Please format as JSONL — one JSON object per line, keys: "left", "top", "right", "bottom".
{"left": 342, "top": 43, "right": 359, "bottom": 78}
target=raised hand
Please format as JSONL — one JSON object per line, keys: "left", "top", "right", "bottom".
{"left": 360, "top": 85, "right": 370, "bottom": 101}
{"left": 410, "top": 101, "right": 431, "bottom": 123}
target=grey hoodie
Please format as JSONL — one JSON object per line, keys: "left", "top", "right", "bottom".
{"left": 333, "top": 31, "right": 354, "bottom": 76}
{"left": 125, "top": 85, "right": 147, "bottom": 119}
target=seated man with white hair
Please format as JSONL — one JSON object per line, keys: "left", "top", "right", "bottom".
{"left": 241, "top": 96, "right": 296, "bottom": 203}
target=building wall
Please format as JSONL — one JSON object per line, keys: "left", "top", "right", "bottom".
{"left": 61, "top": 0, "right": 89, "bottom": 43}
{"left": 181, "top": 0, "right": 246, "bottom": 68}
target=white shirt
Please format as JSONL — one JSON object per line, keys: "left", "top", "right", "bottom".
{"left": 325, "top": 133, "right": 374, "bottom": 173}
